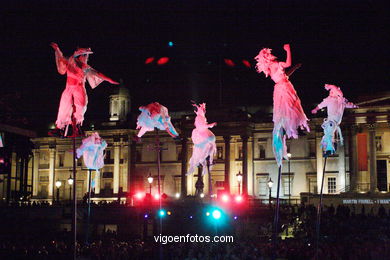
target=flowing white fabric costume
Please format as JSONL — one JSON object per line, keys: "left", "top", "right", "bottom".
{"left": 312, "top": 84, "right": 357, "bottom": 156}
{"left": 187, "top": 103, "right": 217, "bottom": 176}
{"left": 136, "top": 102, "right": 179, "bottom": 138}
{"left": 51, "top": 43, "right": 118, "bottom": 130}
{"left": 255, "top": 45, "right": 309, "bottom": 166}
{"left": 76, "top": 132, "right": 107, "bottom": 170}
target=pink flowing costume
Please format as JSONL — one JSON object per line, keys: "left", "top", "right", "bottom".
{"left": 314, "top": 84, "right": 356, "bottom": 155}
{"left": 255, "top": 47, "right": 309, "bottom": 166}
{"left": 53, "top": 47, "right": 111, "bottom": 129}
{"left": 187, "top": 103, "right": 217, "bottom": 176}
{"left": 76, "top": 132, "right": 107, "bottom": 170}
{"left": 136, "top": 102, "right": 179, "bottom": 138}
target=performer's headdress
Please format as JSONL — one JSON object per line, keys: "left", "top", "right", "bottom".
{"left": 324, "top": 84, "right": 343, "bottom": 98}
{"left": 254, "top": 48, "right": 276, "bottom": 77}
{"left": 73, "top": 47, "right": 93, "bottom": 57}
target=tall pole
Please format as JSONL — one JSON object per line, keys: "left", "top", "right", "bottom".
{"left": 72, "top": 128, "right": 77, "bottom": 260}
{"left": 207, "top": 157, "right": 212, "bottom": 198}
{"left": 288, "top": 159, "right": 291, "bottom": 205}
{"left": 273, "top": 166, "right": 282, "bottom": 259}
{"left": 155, "top": 129, "right": 163, "bottom": 260}
{"left": 86, "top": 169, "right": 92, "bottom": 245}
{"left": 316, "top": 156, "right": 328, "bottom": 260}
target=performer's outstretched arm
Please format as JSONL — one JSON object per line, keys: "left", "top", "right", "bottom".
{"left": 345, "top": 100, "right": 358, "bottom": 109}
{"left": 51, "top": 42, "right": 67, "bottom": 75}
{"left": 279, "top": 44, "right": 292, "bottom": 68}
{"left": 88, "top": 68, "right": 119, "bottom": 85}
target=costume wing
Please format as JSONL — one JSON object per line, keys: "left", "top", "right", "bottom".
{"left": 86, "top": 68, "right": 105, "bottom": 89}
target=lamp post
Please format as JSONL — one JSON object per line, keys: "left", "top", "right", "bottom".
{"left": 147, "top": 173, "right": 154, "bottom": 194}
{"left": 55, "top": 180, "right": 62, "bottom": 203}
{"left": 68, "top": 176, "right": 74, "bottom": 202}
{"left": 268, "top": 178, "right": 273, "bottom": 208}
{"left": 287, "top": 153, "right": 292, "bottom": 205}
{"left": 236, "top": 171, "right": 243, "bottom": 195}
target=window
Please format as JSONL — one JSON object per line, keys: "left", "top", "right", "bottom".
{"left": 306, "top": 174, "right": 317, "bottom": 194}
{"left": 328, "top": 177, "right": 336, "bottom": 194}
{"left": 309, "top": 140, "right": 316, "bottom": 157}
{"left": 282, "top": 176, "right": 293, "bottom": 196}
{"left": 58, "top": 154, "right": 64, "bottom": 167}
{"left": 217, "top": 146, "right": 223, "bottom": 160}
{"left": 258, "top": 145, "right": 266, "bottom": 159}
{"left": 375, "top": 136, "right": 382, "bottom": 152}
{"left": 174, "top": 176, "right": 181, "bottom": 194}
{"left": 238, "top": 146, "right": 243, "bottom": 160}
{"left": 257, "top": 175, "right": 269, "bottom": 196}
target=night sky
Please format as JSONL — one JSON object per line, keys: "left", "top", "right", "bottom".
{"left": 1, "top": 0, "right": 389, "bottom": 131}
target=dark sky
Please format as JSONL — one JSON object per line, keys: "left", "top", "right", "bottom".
{"left": 1, "top": 0, "right": 389, "bottom": 130}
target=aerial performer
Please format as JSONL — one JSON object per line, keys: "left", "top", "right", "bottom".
{"left": 49, "top": 42, "right": 119, "bottom": 137}
{"left": 312, "top": 84, "right": 357, "bottom": 156}
{"left": 134, "top": 102, "right": 179, "bottom": 141}
{"left": 76, "top": 132, "right": 107, "bottom": 171}
{"left": 187, "top": 103, "right": 217, "bottom": 176}
{"left": 255, "top": 44, "right": 310, "bottom": 166}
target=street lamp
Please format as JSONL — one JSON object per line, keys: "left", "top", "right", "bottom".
{"left": 55, "top": 180, "right": 62, "bottom": 203}
{"left": 287, "top": 153, "right": 292, "bottom": 205}
{"left": 147, "top": 173, "right": 154, "bottom": 194}
{"left": 236, "top": 171, "right": 243, "bottom": 195}
{"left": 68, "top": 176, "right": 74, "bottom": 201}
{"left": 268, "top": 178, "right": 273, "bottom": 208}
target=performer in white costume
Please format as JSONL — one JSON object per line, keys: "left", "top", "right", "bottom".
{"left": 135, "top": 102, "right": 179, "bottom": 141}
{"left": 187, "top": 103, "right": 217, "bottom": 176}
{"left": 49, "top": 43, "right": 119, "bottom": 137}
{"left": 255, "top": 44, "right": 309, "bottom": 166}
{"left": 312, "top": 84, "right": 357, "bottom": 156}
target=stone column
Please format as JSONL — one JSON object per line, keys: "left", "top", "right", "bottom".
{"left": 347, "top": 125, "right": 358, "bottom": 192}
{"left": 180, "top": 137, "right": 188, "bottom": 197}
{"left": 129, "top": 140, "right": 137, "bottom": 194}
{"left": 368, "top": 124, "right": 378, "bottom": 192}
{"left": 223, "top": 136, "right": 231, "bottom": 193}
{"left": 32, "top": 150, "right": 40, "bottom": 196}
{"left": 316, "top": 134, "right": 324, "bottom": 194}
{"left": 241, "top": 135, "right": 249, "bottom": 195}
{"left": 338, "top": 143, "right": 346, "bottom": 192}
{"left": 113, "top": 144, "right": 120, "bottom": 194}
{"left": 49, "top": 148, "right": 56, "bottom": 199}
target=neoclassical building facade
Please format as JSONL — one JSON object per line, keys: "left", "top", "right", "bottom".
{"left": 28, "top": 92, "right": 390, "bottom": 203}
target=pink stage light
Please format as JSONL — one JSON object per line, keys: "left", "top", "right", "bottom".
{"left": 157, "top": 57, "right": 169, "bottom": 65}
{"left": 221, "top": 194, "right": 230, "bottom": 203}
{"left": 224, "top": 58, "right": 235, "bottom": 67}
{"left": 154, "top": 193, "right": 160, "bottom": 200}
{"left": 235, "top": 195, "right": 243, "bottom": 203}
{"left": 242, "top": 59, "right": 251, "bottom": 68}
{"left": 135, "top": 192, "right": 144, "bottom": 200}
{"left": 145, "top": 57, "right": 155, "bottom": 64}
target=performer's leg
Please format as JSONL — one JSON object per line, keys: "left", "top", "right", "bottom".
{"left": 55, "top": 88, "right": 74, "bottom": 129}
{"left": 73, "top": 87, "right": 88, "bottom": 126}
{"left": 137, "top": 127, "right": 148, "bottom": 138}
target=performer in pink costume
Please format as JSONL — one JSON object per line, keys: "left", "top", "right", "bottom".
{"left": 187, "top": 103, "right": 217, "bottom": 176}
{"left": 76, "top": 132, "right": 107, "bottom": 171}
{"left": 312, "top": 84, "right": 357, "bottom": 156}
{"left": 50, "top": 43, "right": 119, "bottom": 137}
{"left": 135, "top": 102, "right": 179, "bottom": 141}
{"left": 255, "top": 44, "right": 310, "bottom": 166}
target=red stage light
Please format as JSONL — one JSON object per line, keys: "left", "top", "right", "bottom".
{"left": 224, "top": 59, "right": 235, "bottom": 67}
{"left": 242, "top": 59, "right": 251, "bottom": 68}
{"left": 135, "top": 192, "right": 144, "bottom": 200}
{"left": 235, "top": 195, "right": 243, "bottom": 203}
{"left": 145, "top": 57, "right": 155, "bottom": 64}
{"left": 221, "top": 194, "right": 230, "bottom": 203}
{"left": 154, "top": 193, "right": 160, "bottom": 200}
{"left": 157, "top": 57, "right": 169, "bottom": 65}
